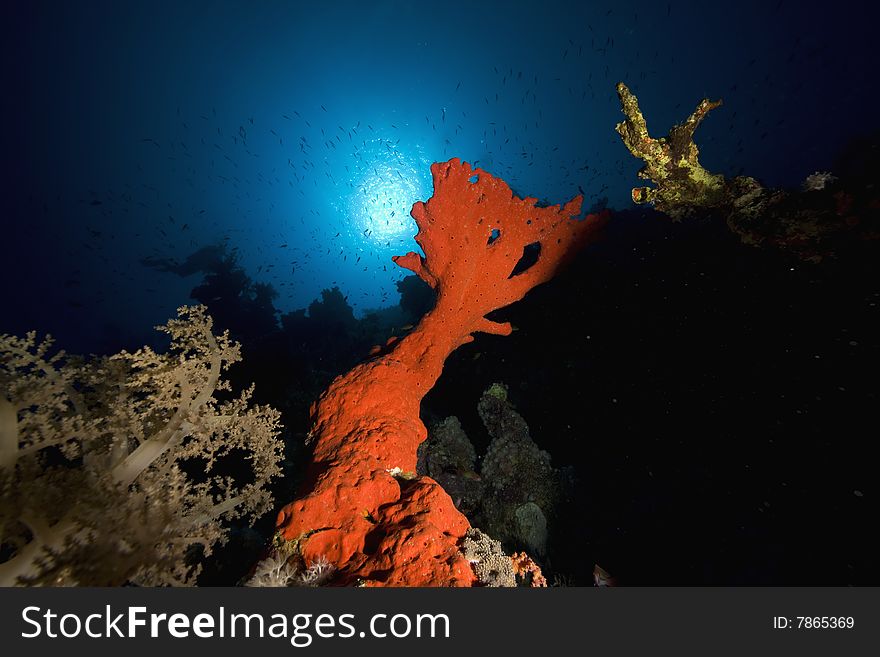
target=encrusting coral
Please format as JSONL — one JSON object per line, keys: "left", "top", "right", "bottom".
{"left": 418, "top": 383, "right": 560, "bottom": 559}
{"left": 0, "top": 305, "right": 284, "bottom": 586}
{"left": 273, "top": 158, "right": 608, "bottom": 586}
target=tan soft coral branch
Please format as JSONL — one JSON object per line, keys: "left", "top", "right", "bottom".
{"left": 0, "top": 305, "right": 283, "bottom": 586}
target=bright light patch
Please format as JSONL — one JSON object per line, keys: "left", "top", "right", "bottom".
{"left": 345, "top": 138, "right": 430, "bottom": 247}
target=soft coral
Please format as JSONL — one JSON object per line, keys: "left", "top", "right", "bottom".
{"left": 0, "top": 305, "right": 284, "bottom": 586}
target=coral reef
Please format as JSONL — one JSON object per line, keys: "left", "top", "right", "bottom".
{"left": 273, "top": 158, "right": 608, "bottom": 586}
{"left": 416, "top": 416, "right": 482, "bottom": 516}
{"left": 473, "top": 384, "right": 558, "bottom": 557}
{"left": 510, "top": 551, "right": 548, "bottom": 587}
{"left": 0, "top": 306, "right": 284, "bottom": 586}
{"left": 459, "top": 528, "right": 515, "bottom": 587}
{"left": 615, "top": 82, "right": 726, "bottom": 213}
{"left": 420, "top": 383, "right": 561, "bottom": 559}
{"left": 145, "top": 244, "right": 281, "bottom": 341}
{"left": 615, "top": 82, "right": 880, "bottom": 261}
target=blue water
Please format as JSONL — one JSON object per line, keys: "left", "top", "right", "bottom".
{"left": 3, "top": 0, "right": 876, "bottom": 353}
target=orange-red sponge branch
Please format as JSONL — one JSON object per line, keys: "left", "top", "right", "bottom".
{"left": 275, "top": 158, "right": 608, "bottom": 586}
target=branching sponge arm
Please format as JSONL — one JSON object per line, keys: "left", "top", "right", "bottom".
{"left": 274, "top": 158, "right": 608, "bottom": 586}
{"left": 394, "top": 158, "right": 607, "bottom": 348}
